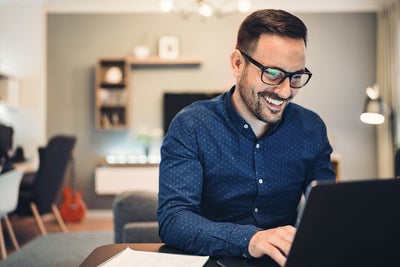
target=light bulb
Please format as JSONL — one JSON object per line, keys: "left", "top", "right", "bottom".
{"left": 360, "top": 113, "right": 385, "bottom": 125}
{"left": 160, "top": 0, "right": 174, "bottom": 12}
{"left": 199, "top": 3, "right": 213, "bottom": 17}
{"left": 238, "top": 0, "right": 251, "bottom": 12}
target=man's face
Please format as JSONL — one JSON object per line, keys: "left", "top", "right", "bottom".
{"left": 236, "top": 34, "right": 306, "bottom": 124}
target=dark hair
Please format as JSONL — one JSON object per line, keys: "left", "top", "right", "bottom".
{"left": 236, "top": 9, "right": 308, "bottom": 54}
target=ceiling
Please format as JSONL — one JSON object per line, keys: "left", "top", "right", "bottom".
{"left": 0, "top": 0, "right": 397, "bottom": 13}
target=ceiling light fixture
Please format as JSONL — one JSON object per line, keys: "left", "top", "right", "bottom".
{"left": 160, "top": 0, "right": 251, "bottom": 19}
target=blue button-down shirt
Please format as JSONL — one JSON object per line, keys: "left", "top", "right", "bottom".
{"left": 158, "top": 86, "right": 335, "bottom": 258}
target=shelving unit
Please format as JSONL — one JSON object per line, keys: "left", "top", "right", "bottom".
{"left": 0, "top": 71, "right": 20, "bottom": 107}
{"left": 95, "top": 58, "right": 130, "bottom": 130}
{"left": 128, "top": 56, "right": 202, "bottom": 66}
{"left": 95, "top": 56, "right": 202, "bottom": 130}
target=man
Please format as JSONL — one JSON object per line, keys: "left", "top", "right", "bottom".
{"left": 158, "top": 9, "right": 335, "bottom": 267}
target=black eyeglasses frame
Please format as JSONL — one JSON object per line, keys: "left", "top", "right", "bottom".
{"left": 239, "top": 50, "right": 312, "bottom": 89}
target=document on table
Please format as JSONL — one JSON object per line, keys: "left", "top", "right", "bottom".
{"left": 98, "top": 247, "right": 209, "bottom": 267}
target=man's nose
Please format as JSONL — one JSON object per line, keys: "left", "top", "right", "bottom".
{"left": 274, "top": 77, "right": 292, "bottom": 99}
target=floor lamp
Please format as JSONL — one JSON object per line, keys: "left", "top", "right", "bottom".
{"left": 360, "top": 84, "right": 386, "bottom": 125}
{"left": 360, "top": 84, "right": 397, "bottom": 177}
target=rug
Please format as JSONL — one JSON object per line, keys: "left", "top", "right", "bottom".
{"left": 0, "top": 231, "right": 113, "bottom": 267}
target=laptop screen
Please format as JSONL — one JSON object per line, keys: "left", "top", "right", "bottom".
{"left": 285, "top": 178, "right": 400, "bottom": 267}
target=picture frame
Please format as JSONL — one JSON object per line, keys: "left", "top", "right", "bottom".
{"left": 158, "top": 35, "right": 180, "bottom": 59}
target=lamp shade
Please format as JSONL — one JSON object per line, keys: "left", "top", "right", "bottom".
{"left": 360, "top": 97, "right": 385, "bottom": 125}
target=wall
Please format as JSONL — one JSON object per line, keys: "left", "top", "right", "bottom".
{"left": 0, "top": 5, "right": 46, "bottom": 169}
{"left": 47, "top": 12, "right": 377, "bottom": 209}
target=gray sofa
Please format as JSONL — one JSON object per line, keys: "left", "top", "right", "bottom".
{"left": 112, "top": 190, "right": 161, "bottom": 243}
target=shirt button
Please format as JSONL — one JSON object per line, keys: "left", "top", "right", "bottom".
{"left": 242, "top": 253, "right": 248, "bottom": 258}
{"left": 256, "top": 143, "right": 260, "bottom": 148}
{"left": 254, "top": 207, "right": 259, "bottom": 213}
{"left": 258, "top": 179, "right": 263, "bottom": 184}
{"left": 243, "top": 124, "right": 249, "bottom": 129}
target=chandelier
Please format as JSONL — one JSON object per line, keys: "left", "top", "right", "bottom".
{"left": 159, "top": 0, "right": 252, "bottom": 19}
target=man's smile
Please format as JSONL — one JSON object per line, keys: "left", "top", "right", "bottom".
{"left": 261, "top": 93, "right": 292, "bottom": 114}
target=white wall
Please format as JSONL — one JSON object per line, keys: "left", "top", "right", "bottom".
{"left": 0, "top": 5, "right": 46, "bottom": 167}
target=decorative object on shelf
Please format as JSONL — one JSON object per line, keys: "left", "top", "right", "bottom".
{"left": 133, "top": 45, "right": 150, "bottom": 59}
{"left": 136, "top": 126, "right": 163, "bottom": 163}
{"left": 158, "top": 35, "right": 180, "bottom": 59}
{"left": 133, "top": 32, "right": 152, "bottom": 59}
{"left": 105, "top": 66, "right": 123, "bottom": 84}
{"left": 160, "top": 0, "right": 251, "bottom": 19}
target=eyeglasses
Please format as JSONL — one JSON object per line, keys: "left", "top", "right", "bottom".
{"left": 240, "top": 50, "right": 312, "bottom": 89}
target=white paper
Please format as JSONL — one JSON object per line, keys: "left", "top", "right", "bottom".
{"left": 98, "top": 247, "right": 209, "bottom": 267}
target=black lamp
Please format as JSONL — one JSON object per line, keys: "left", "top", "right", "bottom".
{"left": 360, "top": 84, "right": 386, "bottom": 125}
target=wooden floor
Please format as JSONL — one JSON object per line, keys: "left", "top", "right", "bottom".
{"left": 2, "top": 210, "right": 113, "bottom": 258}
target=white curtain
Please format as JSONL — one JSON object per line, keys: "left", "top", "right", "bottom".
{"left": 376, "top": 1, "right": 400, "bottom": 178}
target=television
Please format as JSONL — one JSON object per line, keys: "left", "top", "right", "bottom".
{"left": 163, "top": 92, "right": 221, "bottom": 134}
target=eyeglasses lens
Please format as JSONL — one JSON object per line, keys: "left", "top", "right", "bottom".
{"left": 261, "top": 68, "right": 310, "bottom": 88}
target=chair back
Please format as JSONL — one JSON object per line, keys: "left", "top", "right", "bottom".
{"left": 32, "top": 135, "right": 76, "bottom": 214}
{"left": 113, "top": 190, "right": 159, "bottom": 243}
{"left": 0, "top": 169, "right": 24, "bottom": 217}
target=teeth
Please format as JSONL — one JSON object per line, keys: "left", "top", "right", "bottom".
{"left": 265, "top": 96, "right": 283, "bottom": 105}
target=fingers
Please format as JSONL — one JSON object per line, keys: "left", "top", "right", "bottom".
{"left": 248, "top": 225, "right": 296, "bottom": 267}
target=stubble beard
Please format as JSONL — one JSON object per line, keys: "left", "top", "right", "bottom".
{"left": 237, "top": 71, "right": 292, "bottom": 124}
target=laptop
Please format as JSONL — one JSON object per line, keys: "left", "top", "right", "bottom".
{"left": 217, "top": 178, "right": 400, "bottom": 267}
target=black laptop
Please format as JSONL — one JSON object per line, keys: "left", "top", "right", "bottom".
{"left": 217, "top": 178, "right": 400, "bottom": 267}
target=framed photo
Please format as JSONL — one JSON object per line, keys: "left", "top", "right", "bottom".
{"left": 158, "top": 35, "right": 180, "bottom": 59}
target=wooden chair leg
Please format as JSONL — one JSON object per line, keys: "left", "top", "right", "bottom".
{"left": 0, "top": 219, "right": 7, "bottom": 260}
{"left": 51, "top": 204, "right": 68, "bottom": 233}
{"left": 30, "top": 203, "right": 47, "bottom": 236}
{"left": 4, "top": 215, "right": 19, "bottom": 251}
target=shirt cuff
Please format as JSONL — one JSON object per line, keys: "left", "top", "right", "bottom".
{"left": 230, "top": 224, "right": 261, "bottom": 258}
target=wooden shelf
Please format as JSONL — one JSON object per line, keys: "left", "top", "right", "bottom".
{"left": 95, "top": 58, "right": 130, "bottom": 130}
{"left": 128, "top": 56, "right": 202, "bottom": 66}
{"left": 94, "top": 55, "right": 201, "bottom": 130}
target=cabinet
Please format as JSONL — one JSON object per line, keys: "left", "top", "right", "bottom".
{"left": 0, "top": 72, "right": 20, "bottom": 107}
{"left": 95, "top": 58, "right": 130, "bottom": 129}
{"left": 95, "top": 56, "right": 202, "bottom": 130}
{"left": 94, "top": 164, "right": 159, "bottom": 195}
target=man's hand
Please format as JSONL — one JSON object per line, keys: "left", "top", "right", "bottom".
{"left": 248, "top": 225, "right": 296, "bottom": 267}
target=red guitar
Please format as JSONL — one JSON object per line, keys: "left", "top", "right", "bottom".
{"left": 60, "top": 156, "right": 87, "bottom": 222}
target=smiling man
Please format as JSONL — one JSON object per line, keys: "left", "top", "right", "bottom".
{"left": 158, "top": 9, "right": 336, "bottom": 267}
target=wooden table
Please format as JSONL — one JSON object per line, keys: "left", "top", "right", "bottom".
{"left": 79, "top": 243, "right": 217, "bottom": 267}
{"left": 79, "top": 243, "right": 278, "bottom": 267}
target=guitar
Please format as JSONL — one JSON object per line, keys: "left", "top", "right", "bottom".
{"left": 60, "top": 155, "right": 87, "bottom": 222}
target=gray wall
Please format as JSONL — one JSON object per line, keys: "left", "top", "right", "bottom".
{"left": 47, "top": 12, "right": 377, "bottom": 209}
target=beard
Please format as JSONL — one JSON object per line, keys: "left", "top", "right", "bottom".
{"left": 237, "top": 69, "right": 293, "bottom": 124}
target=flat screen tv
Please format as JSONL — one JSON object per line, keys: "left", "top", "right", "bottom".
{"left": 163, "top": 92, "right": 221, "bottom": 135}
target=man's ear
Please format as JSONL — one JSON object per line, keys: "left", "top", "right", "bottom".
{"left": 230, "top": 49, "right": 244, "bottom": 78}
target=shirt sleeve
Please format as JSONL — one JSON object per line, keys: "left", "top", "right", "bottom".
{"left": 303, "top": 116, "right": 336, "bottom": 191}
{"left": 157, "top": 112, "right": 260, "bottom": 258}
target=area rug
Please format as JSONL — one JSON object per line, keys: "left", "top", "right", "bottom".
{"left": 0, "top": 231, "right": 113, "bottom": 267}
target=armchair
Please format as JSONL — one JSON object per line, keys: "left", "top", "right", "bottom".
{"left": 112, "top": 190, "right": 161, "bottom": 243}
{"left": 15, "top": 135, "right": 76, "bottom": 236}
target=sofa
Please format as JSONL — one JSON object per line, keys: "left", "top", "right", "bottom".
{"left": 112, "top": 190, "right": 161, "bottom": 243}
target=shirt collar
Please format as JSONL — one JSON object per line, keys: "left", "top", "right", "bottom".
{"left": 223, "top": 85, "right": 285, "bottom": 138}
